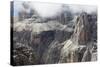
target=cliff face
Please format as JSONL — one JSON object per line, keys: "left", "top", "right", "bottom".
{"left": 59, "top": 12, "right": 97, "bottom": 63}
{"left": 12, "top": 12, "right": 97, "bottom": 65}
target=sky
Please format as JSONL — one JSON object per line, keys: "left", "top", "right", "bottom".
{"left": 14, "top": 1, "right": 22, "bottom": 16}
{"left": 13, "top": 1, "right": 97, "bottom": 17}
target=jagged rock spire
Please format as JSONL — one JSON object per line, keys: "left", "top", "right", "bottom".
{"left": 59, "top": 12, "right": 93, "bottom": 63}
{"left": 71, "top": 12, "right": 91, "bottom": 45}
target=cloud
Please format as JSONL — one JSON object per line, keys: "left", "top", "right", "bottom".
{"left": 14, "top": 1, "right": 30, "bottom": 16}
{"left": 68, "top": 5, "right": 97, "bottom": 14}
{"left": 29, "top": 2, "right": 63, "bottom": 18}
{"left": 13, "top": 1, "right": 97, "bottom": 17}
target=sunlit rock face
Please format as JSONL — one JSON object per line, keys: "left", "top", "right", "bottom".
{"left": 59, "top": 12, "right": 97, "bottom": 63}
{"left": 71, "top": 12, "right": 91, "bottom": 45}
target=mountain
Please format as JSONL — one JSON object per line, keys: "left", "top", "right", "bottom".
{"left": 12, "top": 12, "right": 97, "bottom": 65}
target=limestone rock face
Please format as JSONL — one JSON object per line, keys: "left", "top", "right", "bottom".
{"left": 71, "top": 12, "right": 91, "bottom": 45}
{"left": 59, "top": 12, "right": 97, "bottom": 63}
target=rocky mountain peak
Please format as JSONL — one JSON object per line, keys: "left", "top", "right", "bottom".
{"left": 71, "top": 12, "right": 91, "bottom": 45}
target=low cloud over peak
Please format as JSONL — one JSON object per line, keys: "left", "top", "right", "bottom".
{"left": 14, "top": 1, "right": 97, "bottom": 18}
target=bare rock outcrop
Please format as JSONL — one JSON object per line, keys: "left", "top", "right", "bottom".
{"left": 59, "top": 12, "right": 97, "bottom": 63}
